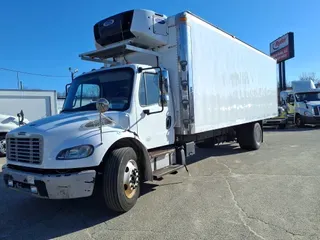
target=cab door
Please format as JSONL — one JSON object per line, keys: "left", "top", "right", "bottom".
{"left": 135, "top": 69, "right": 174, "bottom": 149}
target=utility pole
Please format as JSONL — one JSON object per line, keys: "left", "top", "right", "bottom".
{"left": 17, "top": 72, "right": 23, "bottom": 90}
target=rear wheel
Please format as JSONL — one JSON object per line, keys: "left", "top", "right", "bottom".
{"left": 237, "top": 122, "right": 262, "bottom": 150}
{"left": 103, "top": 147, "right": 140, "bottom": 213}
{"left": 0, "top": 134, "right": 6, "bottom": 157}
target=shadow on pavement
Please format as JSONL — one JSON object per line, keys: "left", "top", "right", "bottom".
{"left": 0, "top": 175, "right": 158, "bottom": 240}
{"left": 187, "top": 143, "right": 244, "bottom": 166}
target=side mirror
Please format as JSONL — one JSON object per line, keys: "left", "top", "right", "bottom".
{"left": 17, "top": 110, "right": 25, "bottom": 126}
{"left": 96, "top": 98, "right": 110, "bottom": 113}
{"left": 65, "top": 83, "right": 71, "bottom": 96}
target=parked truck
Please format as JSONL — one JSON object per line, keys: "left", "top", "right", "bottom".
{"left": 0, "top": 112, "right": 29, "bottom": 156}
{"left": 280, "top": 80, "right": 320, "bottom": 127}
{"left": 2, "top": 9, "right": 277, "bottom": 213}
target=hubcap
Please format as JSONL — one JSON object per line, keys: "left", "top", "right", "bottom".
{"left": 0, "top": 139, "right": 6, "bottom": 155}
{"left": 254, "top": 124, "right": 262, "bottom": 143}
{"left": 123, "top": 160, "right": 139, "bottom": 199}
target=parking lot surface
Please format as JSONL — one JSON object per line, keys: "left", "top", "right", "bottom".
{"left": 1, "top": 127, "right": 320, "bottom": 240}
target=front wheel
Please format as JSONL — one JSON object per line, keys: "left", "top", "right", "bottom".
{"left": 295, "top": 114, "right": 305, "bottom": 128}
{"left": 103, "top": 147, "right": 140, "bottom": 213}
{"left": 0, "top": 134, "right": 6, "bottom": 157}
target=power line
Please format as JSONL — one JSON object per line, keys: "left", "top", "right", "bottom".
{"left": 0, "top": 67, "right": 69, "bottom": 78}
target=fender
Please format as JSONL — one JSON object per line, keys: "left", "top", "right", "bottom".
{"left": 101, "top": 134, "right": 153, "bottom": 182}
{"left": 130, "top": 138, "right": 153, "bottom": 181}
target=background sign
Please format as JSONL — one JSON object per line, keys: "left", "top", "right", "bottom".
{"left": 270, "top": 32, "right": 295, "bottom": 63}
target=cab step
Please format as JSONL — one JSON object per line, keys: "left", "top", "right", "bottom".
{"left": 153, "top": 164, "right": 184, "bottom": 180}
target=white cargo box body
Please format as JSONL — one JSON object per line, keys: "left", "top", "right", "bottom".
{"left": 84, "top": 9, "right": 278, "bottom": 135}
{"left": 170, "top": 12, "right": 278, "bottom": 134}
{"left": 183, "top": 13, "right": 278, "bottom": 133}
{"left": 0, "top": 89, "right": 58, "bottom": 122}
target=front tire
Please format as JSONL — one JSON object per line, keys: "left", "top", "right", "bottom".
{"left": 103, "top": 147, "right": 140, "bottom": 213}
{"left": 295, "top": 114, "right": 304, "bottom": 128}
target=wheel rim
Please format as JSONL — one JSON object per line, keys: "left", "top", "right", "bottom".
{"left": 0, "top": 139, "right": 6, "bottom": 155}
{"left": 123, "top": 159, "right": 139, "bottom": 199}
{"left": 296, "top": 117, "right": 301, "bottom": 126}
{"left": 254, "top": 124, "right": 262, "bottom": 143}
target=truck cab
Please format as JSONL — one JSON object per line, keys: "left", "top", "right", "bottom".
{"left": 286, "top": 89, "right": 320, "bottom": 127}
{"left": 2, "top": 9, "right": 183, "bottom": 213}
{"left": 62, "top": 63, "right": 174, "bottom": 150}
{"left": 280, "top": 80, "right": 320, "bottom": 127}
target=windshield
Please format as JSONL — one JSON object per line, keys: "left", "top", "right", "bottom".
{"left": 62, "top": 68, "right": 134, "bottom": 112}
{"left": 295, "top": 92, "right": 320, "bottom": 102}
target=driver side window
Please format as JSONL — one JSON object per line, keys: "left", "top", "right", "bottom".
{"left": 139, "top": 72, "right": 160, "bottom": 107}
{"left": 287, "top": 94, "right": 294, "bottom": 104}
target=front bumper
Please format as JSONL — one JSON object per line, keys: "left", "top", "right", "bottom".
{"left": 2, "top": 165, "right": 96, "bottom": 199}
{"left": 301, "top": 116, "right": 320, "bottom": 125}
{"left": 263, "top": 118, "right": 287, "bottom": 126}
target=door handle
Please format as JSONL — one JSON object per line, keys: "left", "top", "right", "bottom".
{"left": 166, "top": 116, "right": 172, "bottom": 129}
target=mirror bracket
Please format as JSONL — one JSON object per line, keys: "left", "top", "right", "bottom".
{"left": 96, "top": 98, "right": 110, "bottom": 144}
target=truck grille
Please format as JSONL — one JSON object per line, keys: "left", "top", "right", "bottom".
{"left": 6, "top": 136, "right": 43, "bottom": 164}
{"left": 314, "top": 106, "right": 320, "bottom": 116}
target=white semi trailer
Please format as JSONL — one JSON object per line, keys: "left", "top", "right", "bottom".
{"left": 2, "top": 9, "right": 277, "bottom": 212}
{"left": 0, "top": 89, "right": 58, "bottom": 122}
{"left": 0, "top": 89, "right": 58, "bottom": 156}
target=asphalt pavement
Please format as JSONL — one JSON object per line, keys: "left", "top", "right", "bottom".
{"left": 1, "top": 127, "right": 320, "bottom": 240}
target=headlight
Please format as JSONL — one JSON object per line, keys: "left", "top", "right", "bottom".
{"left": 56, "top": 145, "right": 94, "bottom": 160}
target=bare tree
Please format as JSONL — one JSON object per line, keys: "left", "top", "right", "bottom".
{"left": 57, "top": 91, "right": 66, "bottom": 98}
{"left": 299, "top": 72, "right": 320, "bottom": 83}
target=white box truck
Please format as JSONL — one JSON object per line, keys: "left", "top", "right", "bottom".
{"left": 2, "top": 9, "right": 277, "bottom": 212}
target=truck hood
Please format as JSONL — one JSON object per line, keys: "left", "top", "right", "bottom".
{"left": 6, "top": 111, "right": 134, "bottom": 169}
{"left": 9, "top": 111, "right": 128, "bottom": 137}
